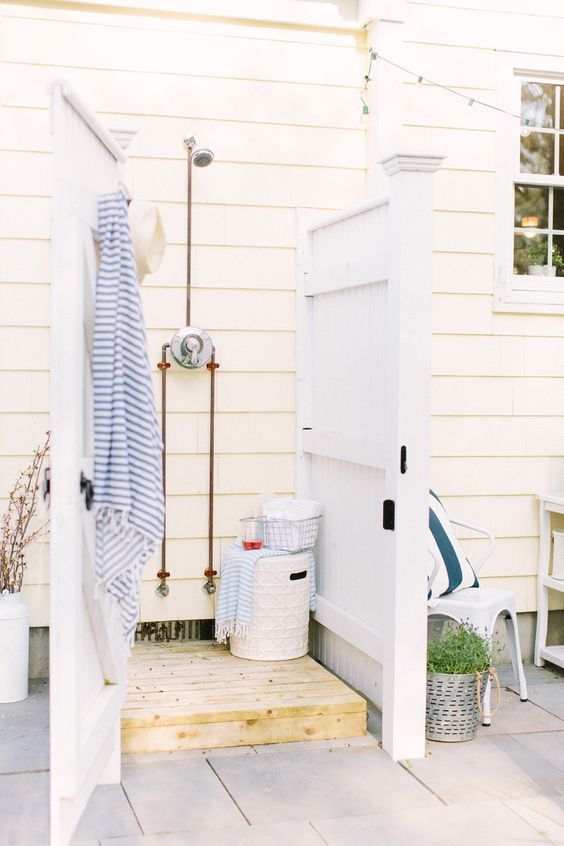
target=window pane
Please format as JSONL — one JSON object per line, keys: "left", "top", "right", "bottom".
{"left": 513, "top": 233, "right": 548, "bottom": 275}
{"left": 553, "top": 235, "right": 564, "bottom": 276}
{"left": 560, "top": 85, "right": 564, "bottom": 130}
{"left": 554, "top": 188, "right": 564, "bottom": 231}
{"left": 520, "top": 131, "right": 555, "bottom": 174}
{"left": 514, "top": 184, "right": 549, "bottom": 229}
{"left": 560, "top": 133, "right": 564, "bottom": 175}
{"left": 521, "top": 81, "right": 555, "bottom": 128}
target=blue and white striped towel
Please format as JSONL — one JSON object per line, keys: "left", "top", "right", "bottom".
{"left": 215, "top": 539, "right": 316, "bottom": 643}
{"left": 93, "top": 190, "right": 164, "bottom": 644}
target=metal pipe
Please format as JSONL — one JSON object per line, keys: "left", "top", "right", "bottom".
{"left": 184, "top": 137, "right": 194, "bottom": 328}
{"left": 156, "top": 343, "right": 171, "bottom": 596}
{"left": 203, "top": 349, "right": 219, "bottom": 594}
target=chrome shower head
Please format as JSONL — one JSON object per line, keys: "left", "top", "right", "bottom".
{"left": 191, "top": 147, "right": 214, "bottom": 168}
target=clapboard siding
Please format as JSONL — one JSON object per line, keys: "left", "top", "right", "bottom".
{"left": 406, "top": 0, "right": 564, "bottom": 612}
{"left": 0, "top": 2, "right": 366, "bottom": 625}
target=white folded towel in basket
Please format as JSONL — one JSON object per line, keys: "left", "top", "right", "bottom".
{"left": 262, "top": 498, "right": 322, "bottom": 521}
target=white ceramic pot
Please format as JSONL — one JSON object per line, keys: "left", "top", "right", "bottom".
{"left": 0, "top": 592, "right": 29, "bottom": 702}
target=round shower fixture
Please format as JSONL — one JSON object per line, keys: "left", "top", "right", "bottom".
{"left": 192, "top": 147, "right": 214, "bottom": 168}
{"left": 183, "top": 136, "right": 214, "bottom": 168}
{"left": 171, "top": 325, "right": 213, "bottom": 369}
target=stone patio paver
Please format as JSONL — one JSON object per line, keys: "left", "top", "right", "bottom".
{"left": 510, "top": 731, "right": 564, "bottom": 774}
{"left": 0, "top": 679, "right": 49, "bottom": 774}
{"left": 100, "top": 820, "right": 326, "bottom": 846}
{"left": 71, "top": 783, "right": 142, "bottom": 843}
{"left": 477, "top": 689, "right": 563, "bottom": 735}
{"left": 121, "top": 758, "right": 248, "bottom": 834}
{"left": 505, "top": 796, "right": 564, "bottom": 844}
{"left": 408, "top": 734, "right": 564, "bottom": 804}
{"left": 312, "top": 798, "right": 553, "bottom": 846}
{"left": 524, "top": 685, "right": 564, "bottom": 721}
{"left": 208, "top": 745, "right": 439, "bottom": 824}
{"left": 0, "top": 770, "right": 49, "bottom": 846}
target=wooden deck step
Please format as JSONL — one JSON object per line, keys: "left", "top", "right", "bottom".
{"left": 122, "top": 642, "right": 367, "bottom": 752}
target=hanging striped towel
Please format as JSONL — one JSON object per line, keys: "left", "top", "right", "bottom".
{"left": 215, "top": 539, "right": 316, "bottom": 643}
{"left": 93, "top": 190, "right": 164, "bottom": 644}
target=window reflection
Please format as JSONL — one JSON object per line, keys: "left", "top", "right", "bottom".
{"left": 514, "top": 184, "right": 549, "bottom": 229}
{"left": 520, "top": 131, "right": 554, "bottom": 174}
{"left": 521, "top": 81, "right": 555, "bottom": 128}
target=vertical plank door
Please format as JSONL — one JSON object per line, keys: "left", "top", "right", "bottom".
{"left": 49, "top": 80, "right": 128, "bottom": 846}
{"left": 297, "top": 153, "right": 444, "bottom": 760}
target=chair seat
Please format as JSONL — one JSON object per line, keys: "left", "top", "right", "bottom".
{"left": 432, "top": 587, "right": 515, "bottom": 612}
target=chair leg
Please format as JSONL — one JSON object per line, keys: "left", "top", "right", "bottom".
{"left": 504, "top": 610, "right": 528, "bottom": 702}
{"left": 482, "top": 676, "right": 492, "bottom": 727}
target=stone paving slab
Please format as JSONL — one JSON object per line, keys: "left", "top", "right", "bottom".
{"left": 525, "top": 685, "right": 564, "bottom": 721}
{"left": 71, "top": 783, "right": 142, "bottom": 843}
{"left": 0, "top": 770, "right": 49, "bottom": 846}
{"left": 121, "top": 758, "right": 247, "bottom": 834}
{"left": 0, "top": 679, "right": 49, "bottom": 775}
{"left": 477, "top": 689, "right": 563, "bottom": 736}
{"left": 312, "top": 799, "right": 554, "bottom": 846}
{"left": 510, "top": 732, "right": 564, "bottom": 774}
{"left": 505, "top": 796, "right": 564, "bottom": 844}
{"left": 209, "top": 745, "right": 439, "bottom": 824}
{"left": 409, "top": 735, "right": 564, "bottom": 805}
{"left": 100, "top": 820, "right": 326, "bottom": 846}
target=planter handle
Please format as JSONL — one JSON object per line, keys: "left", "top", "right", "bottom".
{"left": 476, "top": 667, "right": 501, "bottom": 721}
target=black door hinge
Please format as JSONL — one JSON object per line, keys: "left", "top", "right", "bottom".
{"left": 383, "top": 499, "right": 395, "bottom": 531}
{"left": 400, "top": 445, "right": 407, "bottom": 474}
{"left": 80, "top": 472, "right": 94, "bottom": 511}
{"left": 42, "top": 467, "right": 50, "bottom": 503}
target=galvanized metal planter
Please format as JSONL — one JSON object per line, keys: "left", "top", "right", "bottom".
{"left": 426, "top": 671, "right": 488, "bottom": 742}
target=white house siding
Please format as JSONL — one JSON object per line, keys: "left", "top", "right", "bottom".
{"left": 402, "top": 0, "right": 564, "bottom": 612}
{"left": 0, "top": 1, "right": 367, "bottom": 625}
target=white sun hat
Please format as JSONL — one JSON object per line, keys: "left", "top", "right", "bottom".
{"left": 128, "top": 199, "right": 166, "bottom": 281}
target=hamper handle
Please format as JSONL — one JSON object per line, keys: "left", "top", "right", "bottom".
{"left": 289, "top": 570, "right": 307, "bottom": 581}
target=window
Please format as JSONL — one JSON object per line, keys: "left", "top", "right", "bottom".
{"left": 513, "top": 83, "right": 564, "bottom": 280}
{"left": 496, "top": 56, "right": 564, "bottom": 313}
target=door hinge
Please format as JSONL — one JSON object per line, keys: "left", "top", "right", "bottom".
{"left": 42, "top": 467, "right": 51, "bottom": 504}
{"left": 383, "top": 499, "right": 395, "bottom": 531}
{"left": 400, "top": 445, "right": 407, "bottom": 474}
{"left": 80, "top": 472, "right": 94, "bottom": 511}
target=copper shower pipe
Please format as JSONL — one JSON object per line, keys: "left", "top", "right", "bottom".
{"left": 156, "top": 343, "right": 171, "bottom": 597}
{"left": 156, "top": 137, "right": 218, "bottom": 596}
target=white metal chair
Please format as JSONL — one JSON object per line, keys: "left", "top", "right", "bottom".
{"left": 428, "top": 517, "right": 528, "bottom": 726}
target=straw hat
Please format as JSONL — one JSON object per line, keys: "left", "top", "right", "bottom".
{"left": 128, "top": 200, "right": 166, "bottom": 281}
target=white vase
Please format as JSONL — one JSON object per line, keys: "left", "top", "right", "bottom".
{"left": 0, "top": 592, "right": 29, "bottom": 702}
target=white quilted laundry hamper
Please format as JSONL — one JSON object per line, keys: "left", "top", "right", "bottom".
{"left": 230, "top": 552, "right": 311, "bottom": 661}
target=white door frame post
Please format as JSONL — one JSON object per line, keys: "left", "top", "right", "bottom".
{"left": 380, "top": 152, "right": 444, "bottom": 759}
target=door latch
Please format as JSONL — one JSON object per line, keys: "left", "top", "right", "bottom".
{"left": 383, "top": 499, "right": 395, "bottom": 531}
{"left": 80, "top": 472, "right": 94, "bottom": 511}
{"left": 400, "top": 445, "right": 407, "bottom": 474}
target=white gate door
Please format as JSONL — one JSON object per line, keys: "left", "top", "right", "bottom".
{"left": 297, "top": 153, "right": 443, "bottom": 760}
{"left": 49, "top": 81, "right": 128, "bottom": 846}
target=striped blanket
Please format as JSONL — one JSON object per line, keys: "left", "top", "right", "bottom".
{"left": 93, "top": 189, "right": 164, "bottom": 644}
{"left": 215, "top": 539, "right": 316, "bottom": 643}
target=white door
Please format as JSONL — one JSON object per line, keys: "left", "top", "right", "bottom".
{"left": 297, "top": 153, "right": 443, "bottom": 760}
{"left": 49, "top": 81, "right": 129, "bottom": 846}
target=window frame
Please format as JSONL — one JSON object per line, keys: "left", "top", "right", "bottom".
{"left": 495, "top": 53, "right": 564, "bottom": 313}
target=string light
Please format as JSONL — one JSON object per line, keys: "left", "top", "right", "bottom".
{"left": 362, "top": 48, "right": 543, "bottom": 134}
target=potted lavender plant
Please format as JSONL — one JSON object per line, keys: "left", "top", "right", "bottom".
{"left": 0, "top": 433, "right": 50, "bottom": 702}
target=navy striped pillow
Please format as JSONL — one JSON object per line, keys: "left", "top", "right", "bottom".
{"left": 428, "top": 490, "right": 478, "bottom": 604}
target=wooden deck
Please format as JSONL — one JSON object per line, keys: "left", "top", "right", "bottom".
{"left": 121, "top": 642, "right": 367, "bottom": 752}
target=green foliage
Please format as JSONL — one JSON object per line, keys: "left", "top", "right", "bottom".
{"left": 522, "top": 240, "right": 564, "bottom": 269}
{"left": 427, "top": 623, "right": 494, "bottom": 675}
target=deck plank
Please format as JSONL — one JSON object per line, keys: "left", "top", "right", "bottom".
{"left": 122, "top": 643, "right": 367, "bottom": 751}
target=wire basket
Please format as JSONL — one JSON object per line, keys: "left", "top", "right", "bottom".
{"left": 240, "top": 516, "right": 320, "bottom": 553}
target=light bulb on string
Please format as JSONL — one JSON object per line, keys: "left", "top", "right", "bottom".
{"left": 521, "top": 118, "right": 532, "bottom": 138}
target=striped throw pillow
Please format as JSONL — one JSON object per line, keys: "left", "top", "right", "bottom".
{"left": 428, "top": 490, "right": 478, "bottom": 604}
